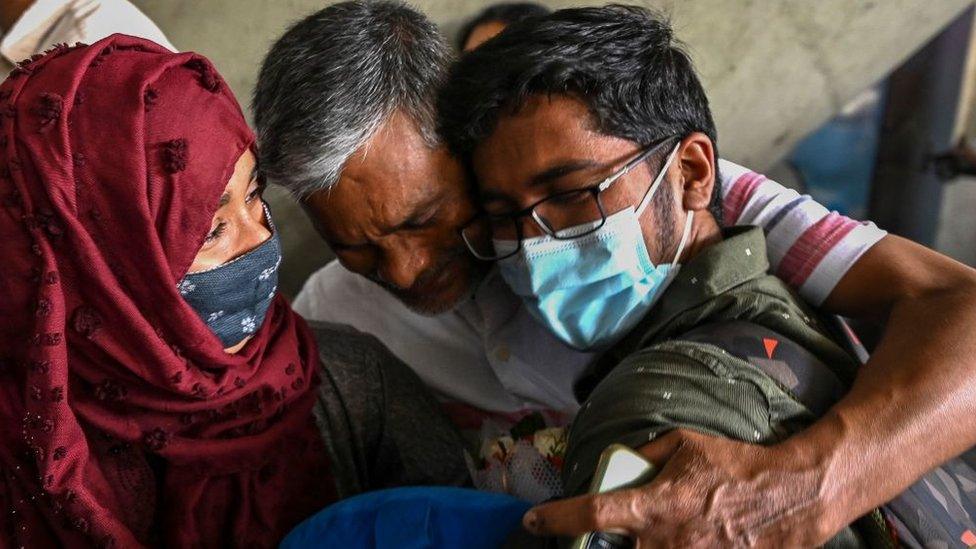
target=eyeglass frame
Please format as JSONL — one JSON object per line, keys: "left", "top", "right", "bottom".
{"left": 460, "top": 135, "right": 680, "bottom": 261}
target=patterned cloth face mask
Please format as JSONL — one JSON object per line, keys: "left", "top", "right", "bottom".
{"left": 499, "top": 143, "right": 693, "bottom": 350}
{"left": 178, "top": 204, "right": 282, "bottom": 347}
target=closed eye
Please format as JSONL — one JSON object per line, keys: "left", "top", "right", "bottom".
{"left": 204, "top": 221, "right": 227, "bottom": 243}
{"left": 329, "top": 240, "right": 368, "bottom": 252}
{"left": 245, "top": 182, "right": 266, "bottom": 203}
{"left": 403, "top": 219, "right": 432, "bottom": 230}
{"left": 546, "top": 189, "right": 592, "bottom": 206}
{"left": 401, "top": 210, "right": 437, "bottom": 230}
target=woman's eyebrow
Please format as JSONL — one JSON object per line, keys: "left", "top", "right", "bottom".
{"left": 216, "top": 165, "right": 259, "bottom": 208}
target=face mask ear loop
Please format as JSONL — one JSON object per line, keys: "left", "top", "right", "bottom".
{"left": 635, "top": 142, "right": 681, "bottom": 218}
{"left": 671, "top": 210, "right": 695, "bottom": 265}
{"left": 262, "top": 201, "right": 277, "bottom": 234}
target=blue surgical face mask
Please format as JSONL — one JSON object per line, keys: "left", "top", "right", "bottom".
{"left": 178, "top": 205, "right": 282, "bottom": 347}
{"left": 498, "top": 144, "right": 693, "bottom": 350}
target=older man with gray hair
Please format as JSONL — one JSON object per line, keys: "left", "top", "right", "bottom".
{"left": 251, "top": 1, "right": 976, "bottom": 536}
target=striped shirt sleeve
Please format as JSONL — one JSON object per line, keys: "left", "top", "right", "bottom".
{"left": 718, "top": 159, "right": 887, "bottom": 305}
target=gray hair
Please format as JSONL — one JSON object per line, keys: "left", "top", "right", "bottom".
{"left": 252, "top": 1, "right": 454, "bottom": 198}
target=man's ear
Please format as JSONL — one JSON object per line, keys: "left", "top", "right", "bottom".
{"left": 677, "top": 133, "right": 715, "bottom": 212}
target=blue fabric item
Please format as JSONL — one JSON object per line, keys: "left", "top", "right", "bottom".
{"left": 280, "top": 487, "right": 532, "bottom": 549}
{"left": 787, "top": 86, "right": 884, "bottom": 218}
{"left": 178, "top": 206, "right": 281, "bottom": 347}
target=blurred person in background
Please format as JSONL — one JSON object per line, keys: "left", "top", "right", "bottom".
{"left": 456, "top": 1, "right": 549, "bottom": 52}
{"left": 0, "top": 0, "right": 174, "bottom": 81}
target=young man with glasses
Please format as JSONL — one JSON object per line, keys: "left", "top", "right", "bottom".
{"left": 461, "top": 136, "right": 691, "bottom": 350}
{"left": 439, "top": 5, "right": 976, "bottom": 547}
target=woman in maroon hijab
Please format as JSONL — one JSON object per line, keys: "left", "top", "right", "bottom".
{"left": 0, "top": 35, "right": 466, "bottom": 548}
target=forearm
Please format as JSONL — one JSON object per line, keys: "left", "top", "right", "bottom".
{"left": 786, "top": 280, "right": 976, "bottom": 536}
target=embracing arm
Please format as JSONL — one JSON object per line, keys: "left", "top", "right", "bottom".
{"left": 793, "top": 234, "right": 976, "bottom": 537}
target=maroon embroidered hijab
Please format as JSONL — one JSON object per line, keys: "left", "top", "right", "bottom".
{"left": 0, "top": 35, "right": 335, "bottom": 547}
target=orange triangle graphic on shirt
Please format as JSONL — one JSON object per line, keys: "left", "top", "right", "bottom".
{"left": 763, "top": 338, "right": 779, "bottom": 359}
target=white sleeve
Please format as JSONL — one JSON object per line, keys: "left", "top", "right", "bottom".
{"left": 290, "top": 276, "right": 318, "bottom": 320}
{"left": 718, "top": 159, "right": 887, "bottom": 305}
{"left": 291, "top": 261, "right": 345, "bottom": 322}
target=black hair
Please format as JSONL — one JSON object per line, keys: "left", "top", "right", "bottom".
{"left": 456, "top": 2, "right": 551, "bottom": 50}
{"left": 438, "top": 4, "right": 722, "bottom": 220}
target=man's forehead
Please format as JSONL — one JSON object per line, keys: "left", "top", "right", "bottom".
{"left": 312, "top": 169, "right": 439, "bottom": 229}
{"left": 481, "top": 97, "right": 588, "bottom": 148}
{"left": 347, "top": 110, "right": 434, "bottom": 165}
{"left": 473, "top": 95, "right": 624, "bottom": 181}
{"left": 335, "top": 115, "right": 444, "bottom": 202}
{"left": 306, "top": 111, "right": 470, "bottom": 240}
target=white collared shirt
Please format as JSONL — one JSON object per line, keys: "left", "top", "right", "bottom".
{"left": 1, "top": 0, "right": 175, "bottom": 81}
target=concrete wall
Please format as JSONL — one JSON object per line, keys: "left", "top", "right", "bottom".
{"left": 936, "top": 9, "right": 976, "bottom": 267}
{"left": 938, "top": 176, "right": 976, "bottom": 266}
{"left": 132, "top": 0, "right": 974, "bottom": 296}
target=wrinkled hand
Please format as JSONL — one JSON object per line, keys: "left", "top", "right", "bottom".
{"left": 523, "top": 429, "right": 843, "bottom": 548}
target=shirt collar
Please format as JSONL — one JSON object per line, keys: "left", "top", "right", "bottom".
{"left": 603, "top": 225, "right": 771, "bottom": 362}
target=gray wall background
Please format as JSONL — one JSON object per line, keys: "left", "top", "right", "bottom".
{"left": 131, "top": 0, "right": 974, "bottom": 297}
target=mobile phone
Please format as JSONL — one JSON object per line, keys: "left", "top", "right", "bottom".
{"left": 570, "top": 444, "right": 656, "bottom": 549}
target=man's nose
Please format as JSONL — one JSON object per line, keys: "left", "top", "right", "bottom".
{"left": 376, "top": 243, "right": 433, "bottom": 289}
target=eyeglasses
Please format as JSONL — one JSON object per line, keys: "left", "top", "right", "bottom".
{"left": 460, "top": 136, "right": 677, "bottom": 261}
